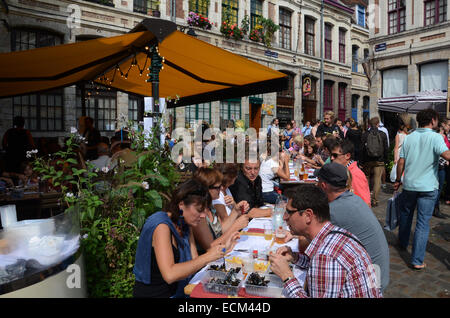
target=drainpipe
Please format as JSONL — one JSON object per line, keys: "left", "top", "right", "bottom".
{"left": 319, "top": 0, "right": 324, "bottom": 120}
{"left": 171, "top": 0, "right": 176, "bottom": 22}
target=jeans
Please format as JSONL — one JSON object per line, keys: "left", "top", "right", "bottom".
{"left": 262, "top": 191, "right": 279, "bottom": 204}
{"left": 436, "top": 168, "right": 446, "bottom": 207}
{"left": 398, "top": 189, "right": 439, "bottom": 266}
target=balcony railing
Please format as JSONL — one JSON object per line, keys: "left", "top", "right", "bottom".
{"left": 85, "top": 0, "right": 115, "bottom": 7}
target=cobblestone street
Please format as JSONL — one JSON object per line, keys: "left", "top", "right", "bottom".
{"left": 371, "top": 185, "right": 450, "bottom": 298}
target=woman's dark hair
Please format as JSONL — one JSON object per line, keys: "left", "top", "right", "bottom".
{"left": 214, "top": 163, "right": 239, "bottom": 187}
{"left": 194, "top": 167, "right": 223, "bottom": 188}
{"left": 416, "top": 108, "right": 439, "bottom": 128}
{"left": 166, "top": 179, "right": 210, "bottom": 225}
{"left": 304, "top": 143, "right": 318, "bottom": 158}
{"left": 285, "top": 184, "right": 330, "bottom": 223}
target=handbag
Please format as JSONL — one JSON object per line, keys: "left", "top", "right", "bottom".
{"left": 384, "top": 191, "right": 401, "bottom": 231}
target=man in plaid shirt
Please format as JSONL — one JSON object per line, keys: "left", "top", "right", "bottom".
{"left": 269, "top": 185, "right": 382, "bottom": 298}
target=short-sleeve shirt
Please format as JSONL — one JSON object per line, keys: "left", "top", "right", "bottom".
{"left": 259, "top": 158, "right": 279, "bottom": 193}
{"left": 400, "top": 128, "right": 449, "bottom": 192}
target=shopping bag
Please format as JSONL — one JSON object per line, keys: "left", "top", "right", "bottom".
{"left": 384, "top": 191, "right": 401, "bottom": 231}
{"left": 389, "top": 163, "right": 404, "bottom": 183}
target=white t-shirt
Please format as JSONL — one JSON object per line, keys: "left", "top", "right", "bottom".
{"left": 212, "top": 188, "right": 233, "bottom": 216}
{"left": 259, "top": 158, "right": 279, "bottom": 193}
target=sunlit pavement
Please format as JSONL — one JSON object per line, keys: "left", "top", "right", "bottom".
{"left": 371, "top": 184, "right": 450, "bottom": 298}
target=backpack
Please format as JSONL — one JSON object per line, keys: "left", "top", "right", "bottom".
{"left": 366, "top": 130, "right": 384, "bottom": 158}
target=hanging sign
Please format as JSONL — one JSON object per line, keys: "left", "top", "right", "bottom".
{"left": 303, "top": 76, "right": 312, "bottom": 96}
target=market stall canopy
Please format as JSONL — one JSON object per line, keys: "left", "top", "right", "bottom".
{"left": 0, "top": 18, "right": 288, "bottom": 108}
{"left": 377, "top": 90, "right": 448, "bottom": 114}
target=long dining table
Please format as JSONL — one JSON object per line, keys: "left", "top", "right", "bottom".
{"left": 184, "top": 213, "right": 307, "bottom": 298}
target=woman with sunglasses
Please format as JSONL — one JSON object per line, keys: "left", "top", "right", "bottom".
{"left": 133, "top": 178, "right": 239, "bottom": 298}
{"left": 192, "top": 167, "right": 250, "bottom": 254}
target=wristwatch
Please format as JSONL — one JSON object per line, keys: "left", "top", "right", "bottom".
{"left": 395, "top": 179, "right": 402, "bottom": 183}
{"left": 283, "top": 277, "right": 294, "bottom": 284}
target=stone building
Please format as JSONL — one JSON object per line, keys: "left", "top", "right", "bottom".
{"left": 368, "top": 0, "right": 450, "bottom": 129}
{"left": 0, "top": 0, "right": 370, "bottom": 145}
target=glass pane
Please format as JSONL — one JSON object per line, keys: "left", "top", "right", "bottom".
{"left": 55, "top": 107, "right": 62, "bottom": 119}
{"left": 13, "top": 107, "right": 21, "bottom": 116}
{"left": 98, "top": 98, "right": 104, "bottom": 109}
{"left": 40, "top": 95, "right": 47, "bottom": 106}
{"left": 40, "top": 119, "right": 47, "bottom": 130}
{"left": 55, "top": 120, "right": 61, "bottom": 131}
{"left": 47, "top": 107, "right": 55, "bottom": 118}
{"left": 55, "top": 95, "right": 62, "bottom": 106}
{"left": 30, "top": 95, "right": 36, "bottom": 105}
{"left": 48, "top": 119, "right": 54, "bottom": 130}
{"left": 30, "top": 105, "right": 36, "bottom": 117}
{"left": 47, "top": 95, "right": 54, "bottom": 106}
{"left": 22, "top": 95, "right": 29, "bottom": 105}
{"left": 22, "top": 106, "right": 28, "bottom": 116}
{"left": 40, "top": 107, "right": 47, "bottom": 118}
{"left": 98, "top": 109, "right": 104, "bottom": 120}
{"left": 30, "top": 119, "right": 37, "bottom": 130}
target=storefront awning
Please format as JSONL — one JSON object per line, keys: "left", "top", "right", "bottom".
{"left": 377, "top": 90, "right": 448, "bottom": 114}
{"left": 0, "top": 18, "right": 288, "bottom": 108}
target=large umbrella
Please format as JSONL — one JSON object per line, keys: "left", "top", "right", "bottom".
{"left": 377, "top": 90, "right": 447, "bottom": 114}
{"left": 0, "top": 18, "right": 288, "bottom": 112}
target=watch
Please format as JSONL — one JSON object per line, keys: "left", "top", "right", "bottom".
{"left": 395, "top": 179, "right": 402, "bottom": 183}
{"left": 283, "top": 277, "right": 294, "bottom": 284}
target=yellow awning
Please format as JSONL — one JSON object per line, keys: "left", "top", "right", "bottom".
{"left": 0, "top": 18, "right": 287, "bottom": 107}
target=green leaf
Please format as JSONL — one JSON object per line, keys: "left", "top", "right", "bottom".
{"left": 66, "top": 158, "right": 78, "bottom": 165}
{"left": 145, "top": 190, "right": 162, "bottom": 209}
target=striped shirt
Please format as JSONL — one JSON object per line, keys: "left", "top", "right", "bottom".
{"left": 283, "top": 222, "right": 382, "bottom": 298}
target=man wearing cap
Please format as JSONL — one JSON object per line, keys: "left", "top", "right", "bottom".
{"left": 315, "top": 162, "right": 390, "bottom": 292}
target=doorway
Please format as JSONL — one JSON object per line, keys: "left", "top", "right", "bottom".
{"left": 250, "top": 103, "right": 262, "bottom": 133}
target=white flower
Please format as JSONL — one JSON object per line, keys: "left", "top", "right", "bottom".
{"left": 66, "top": 192, "right": 74, "bottom": 198}
{"left": 142, "top": 181, "right": 149, "bottom": 190}
{"left": 70, "top": 127, "right": 78, "bottom": 134}
{"left": 82, "top": 234, "right": 88, "bottom": 240}
{"left": 101, "top": 167, "right": 109, "bottom": 173}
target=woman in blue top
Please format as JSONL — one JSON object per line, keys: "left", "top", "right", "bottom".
{"left": 133, "top": 179, "right": 239, "bottom": 298}
{"left": 283, "top": 122, "right": 294, "bottom": 150}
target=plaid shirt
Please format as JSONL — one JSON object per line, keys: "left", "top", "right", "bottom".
{"left": 283, "top": 222, "right": 382, "bottom": 298}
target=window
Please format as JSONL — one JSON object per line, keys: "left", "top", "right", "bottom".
{"left": 11, "top": 28, "right": 64, "bottom": 131}
{"left": 382, "top": 67, "right": 408, "bottom": 97}
{"left": 189, "top": 0, "right": 209, "bottom": 16}
{"left": 85, "top": 0, "right": 114, "bottom": 7}
{"left": 357, "top": 5, "right": 366, "bottom": 27}
{"left": 339, "top": 29, "right": 346, "bottom": 63}
{"left": 279, "top": 8, "right": 292, "bottom": 50}
{"left": 325, "top": 24, "right": 332, "bottom": 60}
{"left": 424, "top": 0, "right": 447, "bottom": 26}
{"left": 222, "top": 0, "right": 239, "bottom": 25}
{"left": 277, "top": 72, "right": 295, "bottom": 99}
{"left": 305, "top": 17, "right": 315, "bottom": 56}
{"left": 76, "top": 85, "right": 117, "bottom": 131}
{"left": 420, "top": 60, "right": 449, "bottom": 91}
{"left": 352, "top": 94, "right": 360, "bottom": 121}
{"left": 324, "top": 81, "right": 334, "bottom": 113}
{"left": 128, "top": 95, "right": 143, "bottom": 123}
{"left": 352, "top": 45, "right": 359, "bottom": 72}
{"left": 338, "top": 84, "right": 347, "bottom": 121}
{"left": 134, "top": 0, "right": 160, "bottom": 14}
{"left": 251, "top": 0, "right": 263, "bottom": 30}
{"left": 388, "top": 0, "right": 406, "bottom": 34}
{"left": 220, "top": 99, "right": 241, "bottom": 121}
{"left": 185, "top": 103, "right": 211, "bottom": 128}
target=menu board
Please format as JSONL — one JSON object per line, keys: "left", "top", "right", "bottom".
{"left": 277, "top": 106, "right": 293, "bottom": 128}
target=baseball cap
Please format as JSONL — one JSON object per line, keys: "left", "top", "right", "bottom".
{"left": 313, "top": 162, "right": 348, "bottom": 188}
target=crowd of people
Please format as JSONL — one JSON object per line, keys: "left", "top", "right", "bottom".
{"left": 2, "top": 107, "right": 449, "bottom": 298}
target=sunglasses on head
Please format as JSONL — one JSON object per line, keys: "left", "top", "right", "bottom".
{"left": 209, "top": 185, "right": 221, "bottom": 190}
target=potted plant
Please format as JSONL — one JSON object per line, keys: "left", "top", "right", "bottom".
{"left": 259, "top": 17, "right": 280, "bottom": 48}
{"left": 187, "top": 11, "right": 212, "bottom": 30}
